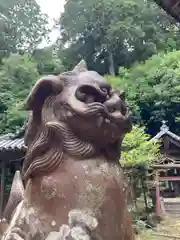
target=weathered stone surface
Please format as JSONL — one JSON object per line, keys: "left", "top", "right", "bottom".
{"left": 45, "top": 232, "right": 62, "bottom": 240}
{"left": 3, "top": 171, "right": 24, "bottom": 222}
{"left": 1, "top": 61, "right": 134, "bottom": 240}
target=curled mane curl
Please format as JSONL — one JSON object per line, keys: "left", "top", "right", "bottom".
{"left": 22, "top": 72, "right": 96, "bottom": 181}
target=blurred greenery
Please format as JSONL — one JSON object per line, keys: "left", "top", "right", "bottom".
{"left": 0, "top": 52, "right": 64, "bottom": 134}
{"left": 121, "top": 125, "right": 160, "bottom": 167}
{"left": 106, "top": 51, "right": 180, "bottom": 135}
{"left": 57, "top": 0, "right": 180, "bottom": 75}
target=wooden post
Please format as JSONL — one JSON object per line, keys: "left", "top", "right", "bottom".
{"left": 164, "top": 136, "right": 170, "bottom": 155}
{"left": 141, "top": 175, "right": 148, "bottom": 213}
{"left": 155, "top": 171, "right": 161, "bottom": 216}
{"left": 0, "top": 161, "right": 5, "bottom": 218}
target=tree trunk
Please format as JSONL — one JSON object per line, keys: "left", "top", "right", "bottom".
{"left": 108, "top": 51, "right": 115, "bottom": 76}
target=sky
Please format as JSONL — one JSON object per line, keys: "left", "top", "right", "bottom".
{"left": 36, "top": 0, "right": 66, "bottom": 47}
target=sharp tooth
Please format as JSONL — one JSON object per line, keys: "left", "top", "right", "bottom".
{"left": 111, "top": 132, "right": 115, "bottom": 139}
{"left": 105, "top": 118, "right": 110, "bottom": 123}
{"left": 97, "top": 116, "right": 104, "bottom": 127}
{"left": 67, "top": 111, "right": 73, "bottom": 117}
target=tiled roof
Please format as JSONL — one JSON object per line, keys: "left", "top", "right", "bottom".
{"left": 0, "top": 134, "right": 26, "bottom": 151}
{"left": 153, "top": 121, "right": 180, "bottom": 142}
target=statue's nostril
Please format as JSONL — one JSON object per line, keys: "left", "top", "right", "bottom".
{"left": 74, "top": 90, "right": 87, "bottom": 103}
{"left": 75, "top": 84, "right": 107, "bottom": 103}
{"left": 86, "top": 95, "right": 95, "bottom": 104}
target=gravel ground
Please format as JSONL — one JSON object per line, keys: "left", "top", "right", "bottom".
{"left": 139, "top": 217, "right": 180, "bottom": 240}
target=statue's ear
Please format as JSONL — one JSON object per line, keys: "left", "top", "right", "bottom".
{"left": 73, "top": 60, "right": 88, "bottom": 73}
{"left": 24, "top": 75, "right": 63, "bottom": 111}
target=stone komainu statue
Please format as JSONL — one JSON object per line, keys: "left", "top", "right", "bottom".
{"left": 0, "top": 61, "right": 134, "bottom": 240}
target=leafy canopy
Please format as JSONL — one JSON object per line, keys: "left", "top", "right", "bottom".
{"left": 0, "top": 52, "right": 64, "bottom": 134}
{"left": 0, "top": 0, "right": 49, "bottom": 60}
{"left": 0, "top": 54, "right": 39, "bottom": 133}
{"left": 121, "top": 125, "right": 160, "bottom": 167}
{"left": 57, "top": 0, "right": 179, "bottom": 74}
{"left": 107, "top": 50, "right": 180, "bottom": 135}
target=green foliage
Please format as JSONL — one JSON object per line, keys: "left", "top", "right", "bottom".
{"left": 0, "top": 52, "right": 64, "bottom": 134}
{"left": 32, "top": 47, "right": 64, "bottom": 75}
{"left": 106, "top": 75, "right": 141, "bottom": 120}
{"left": 0, "top": 0, "right": 49, "bottom": 60}
{"left": 0, "top": 54, "right": 39, "bottom": 96}
{"left": 121, "top": 126, "right": 160, "bottom": 217}
{"left": 121, "top": 125, "right": 160, "bottom": 167}
{"left": 0, "top": 54, "right": 39, "bottom": 133}
{"left": 57, "top": 0, "right": 180, "bottom": 74}
{"left": 106, "top": 50, "right": 180, "bottom": 135}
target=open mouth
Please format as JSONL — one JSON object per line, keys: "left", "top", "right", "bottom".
{"left": 75, "top": 84, "right": 128, "bottom": 118}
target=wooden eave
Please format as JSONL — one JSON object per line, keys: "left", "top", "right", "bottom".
{"left": 153, "top": 122, "right": 180, "bottom": 147}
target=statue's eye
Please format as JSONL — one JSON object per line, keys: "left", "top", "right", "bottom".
{"left": 99, "top": 83, "right": 111, "bottom": 95}
{"left": 100, "top": 87, "right": 111, "bottom": 100}
{"left": 101, "top": 88, "right": 108, "bottom": 94}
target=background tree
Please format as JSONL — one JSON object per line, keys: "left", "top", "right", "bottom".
{"left": 57, "top": 0, "right": 180, "bottom": 75}
{"left": 107, "top": 50, "right": 180, "bottom": 135}
{"left": 32, "top": 47, "right": 64, "bottom": 75}
{"left": 0, "top": 51, "right": 65, "bottom": 134}
{"left": 121, "top": 125, "right": 160, "bottom": 167}
{"left": 0, "top": 54, "right": 39, "bottom": 133}
{"left": 0, "top": 0, "right": 49, "bottom": 61}
{"left": 121, "top": 125, "right": 160, "bottom": 213}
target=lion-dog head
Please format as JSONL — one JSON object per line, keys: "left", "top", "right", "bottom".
{"left": 22, "top": 60, "right": 132, "bottom": 181}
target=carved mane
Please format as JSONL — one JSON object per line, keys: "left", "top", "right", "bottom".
{"left": 22, "top": 63, "right": 96, "bottom": 181}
